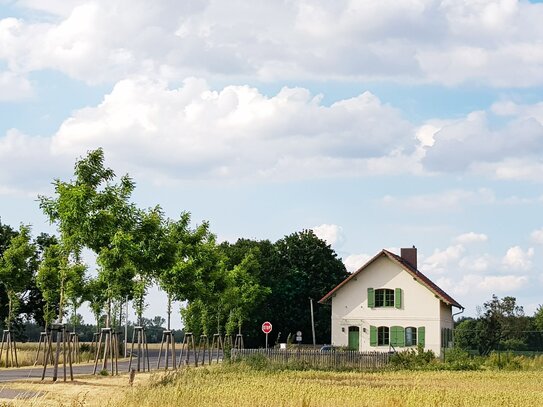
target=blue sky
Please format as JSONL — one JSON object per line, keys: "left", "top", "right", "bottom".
{"left": 1, "top": 1, "right": 543, "bottom": 328}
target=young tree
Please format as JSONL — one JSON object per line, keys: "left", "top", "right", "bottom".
{"left": 0, "top": 221, "right": 18, "bottom": 327}
{"left": 0, "top": 225, "right": 35, "bottom": 330}
{"left": 40, "top": 149, "right": 138, "bottom": 328}
{"left": 36, "top": 243, "right": 87, "bottom": 326}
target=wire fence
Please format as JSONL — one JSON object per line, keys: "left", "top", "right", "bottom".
{"left": 447, "top": 328, "right": 543, "bottom": 356}
{"left": 230, "top": 348, "right": 391, "bottom": 370}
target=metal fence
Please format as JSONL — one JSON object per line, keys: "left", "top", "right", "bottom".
{"left": 230, "top": 348, "right": 390, "bottom": 370}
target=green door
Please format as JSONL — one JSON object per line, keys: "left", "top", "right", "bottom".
{"left": 348, "top": 326, "right": 360, "bottom": 350}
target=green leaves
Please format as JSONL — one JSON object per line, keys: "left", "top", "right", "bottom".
{"left": 0, "top": 225, "right": 35, "bottom": 327}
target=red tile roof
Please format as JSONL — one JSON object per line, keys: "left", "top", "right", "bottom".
{"left": 319, "top": 249, "right": 463, "bottom": 309}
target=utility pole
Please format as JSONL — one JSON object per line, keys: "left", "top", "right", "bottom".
{"left": 309, "top": 298, "right": 316, "bottom": 349}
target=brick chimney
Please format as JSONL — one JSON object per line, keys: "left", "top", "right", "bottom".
{"left": 401, "top": 246, "right": 417, "bottom": 270}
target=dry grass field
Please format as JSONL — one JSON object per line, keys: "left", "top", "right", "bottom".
{"left": 0, "top": 342, "right": 94, "bottom": 368}
{"left": 3, "top": 364, "right": 543, "bottom": 407}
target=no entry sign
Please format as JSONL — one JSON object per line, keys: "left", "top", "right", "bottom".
{"left": 262, "top": 321, "right": 273, "bottom": 334}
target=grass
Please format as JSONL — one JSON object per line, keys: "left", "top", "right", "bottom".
{"left": 113, "top": 364, "right": 543, "bottom": 407}
{"left": 4, "top": 353, "right": 543, "bottom": 406}
{"left": 0, "top": 371, "right": 153, "bottom": 406}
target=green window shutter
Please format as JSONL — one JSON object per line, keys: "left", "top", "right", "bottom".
{"left": 396, "top": 326, "right": 405, "bottom": 347}
{"left": 390, "top": 326, "right": 398, "bottom": 346}
{"left": 370, "top": 325, "right": 377, "bottom": 346}
{"left": 394, "top": 288, "right": 402, "bottom": 309}
{"left": 367, "top": 288, "right": 374, "bottom": 308}
{"left": 390, "top": 326, "right": 405, "bottom": 347}
{"left": 389, "top": 326, "right": 398, "bottom": 346}
{"left": 418, "top": 326, "right": 425, "bottom": 347}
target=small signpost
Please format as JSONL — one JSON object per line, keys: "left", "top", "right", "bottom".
{"left": 296, "top": 330, "right": 302, "bottom": 344}
{"left": 262, "top": 321, "right": 272, "bottom": 349}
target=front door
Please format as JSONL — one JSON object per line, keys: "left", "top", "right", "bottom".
{"left": 348, "top": 326, "right": 360, "bottom": 350}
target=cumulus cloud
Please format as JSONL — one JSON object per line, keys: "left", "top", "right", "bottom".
{"left": 312, "top": 224, "right": 344, "bottom": 247}
{"left": 502, "top": 246, "right": 534, "bottom": 271}
{"left": 0, "top": 129, "right": 69, "bottom": 192}
{"left": 531, "top": 228, "right": 543, "bottom": 244}
{"left": 2, "top": 0, "right": 543, "bottom": 86}
{"left": 422, "top": 111, "right": 543, "bottom": 174}
{"left": 0, "top": 71, "right": 33, "bottom": 101}
{"left": 48, "top": 78, "right": 415, "bottom": 182}
{"left": 344, "top": 253, "right": 372, "bottom": 273}
{"left": 422, "top": 244, "right": 465, "bottom": 274}
{"left": 438, "top": 274, "right": 529, "bottom": 297}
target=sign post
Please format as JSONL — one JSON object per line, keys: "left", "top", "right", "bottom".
{"left": 262, "top": 321, "right": 272, "bottom": 349}
{"left": 296, "top": 330, "right": 302, "bottom": 344}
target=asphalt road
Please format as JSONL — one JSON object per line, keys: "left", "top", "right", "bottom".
{"left": 0, "top": 349, "right": 223, "bottom": 383}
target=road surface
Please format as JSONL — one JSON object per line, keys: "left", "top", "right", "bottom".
{"left": 0, "top": 349, "right": 223, "bottom": 383}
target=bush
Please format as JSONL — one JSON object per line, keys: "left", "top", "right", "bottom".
{"left": 484, "top": 352, "right": 523, "bottom": 370}
{"left": 389, "top": 345, "right": 437, "bottom": 369}
{"left": 442, "top": 348, "right": 482, "bottom": 371}
{"left": 243, "top": 353, "right": 271, "bottom": 370}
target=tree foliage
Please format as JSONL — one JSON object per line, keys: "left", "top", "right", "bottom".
{"left": 219, "top": 230, "right": 348, "bottom": 347}
{"left": 0, "top": 225, "right": 35, "bottom": 329}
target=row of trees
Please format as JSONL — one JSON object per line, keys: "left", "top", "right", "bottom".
{"left": 455, "top": 295, "right": 543, "bottom": 354}
{"left": 1, "top": 149, "right": 348, "bottom": 346}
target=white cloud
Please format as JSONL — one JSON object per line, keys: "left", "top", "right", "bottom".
{"left": 344, "top": 253, "right": 372, "bottom": 273}
{"left": 0, "top": 129, "right": 68, "bottom": 191}
{"left": 422, "top": 244, "right": 465, "bottom": 274}
{"left": 422, "top": 110, "right": 543, "bottom": 173}
{"left": 531, "top": 228, "right": 543, "bottom": 244}
{"left": 458, "top": 254, "right": 492, "bottom": 273}
{"left": 48, "top": 78, "right": 415, "bottom": 182}
{"left": 0, "top": 71, "right": 33, "bottom": 101}
{"left": 439, "top": 274, "right": 529, "bottom": 297}
{"left": 312, "top": 224, "right": 344, "bottom": 247}
{"left": 454, "top": 232, "right": 488, "bottom": 244}
{"left": 502, "top": 246, "right": 534, "bottom": 271}
{"left": 2, "top": 1, "right": 543, "bottom": 86}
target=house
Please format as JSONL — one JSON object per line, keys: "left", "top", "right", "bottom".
{"left": 319, "top": 247, "right": 463, "bottom": 356}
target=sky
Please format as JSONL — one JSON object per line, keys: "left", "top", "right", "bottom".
{"left": 1, "top": 0, "right": 543, "bottom": 329}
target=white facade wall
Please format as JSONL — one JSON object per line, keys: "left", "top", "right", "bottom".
{"left": 330, "top": 256, "right": 449, "bottom": 356}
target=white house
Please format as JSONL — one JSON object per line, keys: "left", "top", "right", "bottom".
{"left": 319, "top": 247, "right": 463, "bottom": 356}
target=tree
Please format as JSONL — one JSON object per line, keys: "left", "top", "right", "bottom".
{"left": 475, "top": 295, "right": 531, "bottom": 354}
{"left": 219, "top": 230, "right": 349, "bottom": 347}
{"left": 40, "top": 148, "right": 137, "bottom": 328}
{"left": 36, "top": 243, "right": 87, "bottom": 327}
{"left": 454, "top": 318, "right": 479, "bottom": 351}
{"left": 0, "top": 225, "right": 35, "bottom": 330}
{"left": 535, "top": 305, "right": 543, "bottom": 332}
{"left": 271, "top": 230, "right": 349, "bottom": 345}
{"left": 0, "top": 220, "right": 18, "bottom": 327}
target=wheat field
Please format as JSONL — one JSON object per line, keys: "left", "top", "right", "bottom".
{"left": 3, "top": 363, "right": 543, "bottom": 406}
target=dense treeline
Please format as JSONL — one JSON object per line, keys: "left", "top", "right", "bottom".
{"left": 455, "top": 295, "right": 543, "bottom": 354}
{"left": 0, "top": 148, "right": 348, "bottom": 346}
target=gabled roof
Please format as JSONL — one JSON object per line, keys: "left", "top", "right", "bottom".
{"left": 319, "top": 249, "right": 463, "bottom": 309}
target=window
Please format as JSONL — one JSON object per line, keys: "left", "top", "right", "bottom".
{"left": 441, "top": 327, "right": 453, "bottom": 348}
{"left": 405, "top": 327, "right": 417, "bottom": 346}
{"left": 375, "top": 288, "right": 394, "bottom": 307}
{"left": 377, "top": 326, "right": 389, "bottom": 346}
{"left": 367, "top": 288, "right": 402, "bottom": 309}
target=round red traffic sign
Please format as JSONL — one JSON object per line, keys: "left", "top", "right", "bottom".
{"left": 262, "top": 321, "right": 272, "bottom": 334}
